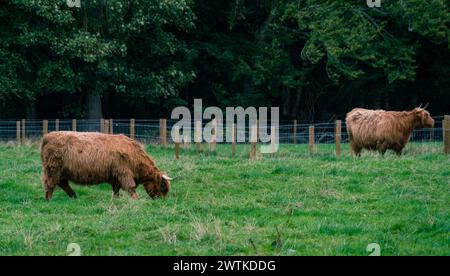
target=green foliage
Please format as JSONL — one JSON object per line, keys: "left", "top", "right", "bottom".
{"left": 0, "top": 0, "right": 448, "bottom": 119}
{"left": 296, "top": 0, "right": 436, "bottom": 83}
{"left": 0, "top": 0, "right": 196, "bottom": 113}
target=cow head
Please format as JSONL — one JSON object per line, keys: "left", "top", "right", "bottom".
{"left": 143, "top": 173, "right": 171, "bottom": 199}
{"left": 413, "top": 106, "right": 434, "bottom": 129}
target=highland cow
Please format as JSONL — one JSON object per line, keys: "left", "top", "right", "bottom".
{"left": 40, "top": 131, "right": 173, "bottom": 200}
{"left": 346, "top": 106, "right": 434, "bottom": 156}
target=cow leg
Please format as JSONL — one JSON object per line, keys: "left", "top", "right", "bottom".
{"left": 378, "top": 142, "right": 388, "bottom": 156}
{"left": 393, "top": 144, "right": 404, "bottom": 156}
{"left": 350, "top": 143, "right": 362, "bottom": 157}
{"left": 45, "top": 187, "right": 55, "bottom": 201}
{"left": 42, "top": 169, "right": 58, "bottom": 201}
{"left": 128, "top": 188, "right": 139, "bottom": 200}
{"left": 112, "top": 182, "right": 122, "bottom": 198}
{"left": 58, "top": 179, "right": 77, "bottom": 199}
{"left": 118, "top": 175, "right": 139, "bottom": 200}
{"left": 394, "top": 148, "right": 403, "bottom": 156}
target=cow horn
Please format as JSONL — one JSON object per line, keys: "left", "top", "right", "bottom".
{"left": 418, "top": 103, "right": 423, "bottom": 109}
{"left": 162, "top": 174, "right": 175, "bottom": 181}
{"left": 423, "top": 103, "right": 429, "bottom": 109}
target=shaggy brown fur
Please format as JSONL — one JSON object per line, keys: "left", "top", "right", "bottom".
{"left": 40, "top": 131, "right": 171, "bottom": 200}
{"left": 346, "top": 107, "right": 434, "bottom": 156}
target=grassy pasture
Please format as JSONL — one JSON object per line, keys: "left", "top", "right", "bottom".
{"left": 0, "top": 143, "right": 448, "bottom": 256}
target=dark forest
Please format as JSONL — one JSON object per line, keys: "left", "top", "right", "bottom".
{"left": 1, "top": 0, "right": 449, "bottom": 121}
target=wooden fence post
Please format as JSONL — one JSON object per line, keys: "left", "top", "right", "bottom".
{"left": 210, "top": 119, "right": 217, "bottom": 152}
{"left": 249, "top": 123, "right": 257, "bottom": 160}
{"left": 174, "top": 126, "right": 180, "bottom": 160}
{"left": 21, "top": 119, "right": 25, "bottom": 144}
{"left": 270, "top": 125, "right": 277, "bottom": 155}
{"left": 43, "top": 120, "right": 48, "bottom": 136}
{"left": 231, "top": 123, "right": 236, "bottom": 157}
{"left": 16, "top": 121, "right": 21, "bottom": 144}
{"left": 72, "top": 119, "right": 77, "bottom": 131}
{"left": 55, "top": 119, "right": 59, "bottom": 132}
{"left": 430, "top": 126, "right": 434, "bottom": 142}
{"left": 256, "top": 119, "right": 259, "bottom": 142}
{"left": 100, "top": 118, "right": 105, "bottom": 133}
{"left": 104, "top": 120, "right": 109, "bottom": 135}
{"left": 109, "top": 119, "right": 113, "bottom": 134}
{"left": 183, "top": 135, "right": 190, "bottom": 149}
{"left": 160, "top": 119, "right": 167, "bottom": 146}
{"left": 195, "top": 120, "right": 202, "bottom": 152}
{"left": 335, "top": 120, "right": 341, "bottom": 157}
{"left": 293, "top": 119, "right": 297, "bottom": 144}
{"left": 444, "top": 115, "right": 450, "bottom": 154}
{"left": 309, "top": 125, "right": 315, "bottom": 155}
{"left": 130, "top": 119, "right": 135, "bottom": 139}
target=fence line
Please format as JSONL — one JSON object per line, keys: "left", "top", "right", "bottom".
{"left": 0, "top": 116, "right": 448, "bottom": 156}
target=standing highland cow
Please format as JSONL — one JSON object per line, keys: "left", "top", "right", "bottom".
{"left": 346, "top": 106, "right": 434, "bottom": 156}
{"left": 40, "top": 131, "right": 173, "bottom": 200}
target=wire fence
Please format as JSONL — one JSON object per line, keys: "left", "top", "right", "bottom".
{"left": 0, "top": 116, "right": 448, "bottom": 156}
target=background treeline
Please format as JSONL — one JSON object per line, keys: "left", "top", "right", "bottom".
{"left": 0, "top": 0, "right": 449, "bottom": 121}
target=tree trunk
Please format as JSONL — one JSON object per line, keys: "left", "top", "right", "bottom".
{"left": 86, "top": 92, "right": 103, "bottom": 119}
{"left": 25, "top": 100, "right": 37, "bottom": 119}
{"left": 384, "top": 91, "right": 389, "bottom": 110}
{"left": 410, "top": 91, "right": 418, "bottom": 109}
{"left": 281, "top": 85, "right": 290, "bottom": 118}
{"left": 374, "top": 92, "right": 381, "bottom": 109}
{"left": 291, "top": 87, "right": 303, "bottom": 119}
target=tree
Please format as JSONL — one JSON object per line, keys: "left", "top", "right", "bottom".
{"left": 0, "top": 0, "right": 195, "bottom": 119}
{"left": 0, "top": 0, "right": 448, "bottom": 120}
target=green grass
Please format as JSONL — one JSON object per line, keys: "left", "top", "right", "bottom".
{"left": 0, "top": 143, "right": 448, "bottom": 256}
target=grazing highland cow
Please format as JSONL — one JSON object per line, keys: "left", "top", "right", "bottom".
{"left": 40, "top": 131, "right": 173, "bottom": 200}
{"left": 346, "top": 106, "right": 434, "bottom": 156}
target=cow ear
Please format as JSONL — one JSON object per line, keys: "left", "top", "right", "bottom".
{"left": 415, "top": 109, "right": 427, "bottom": 121}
